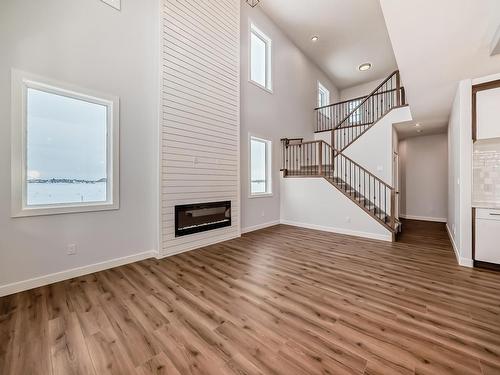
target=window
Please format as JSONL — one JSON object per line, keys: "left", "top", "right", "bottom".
{"left": 348, "top": 99, "right": 362, "bottom": 125}
{"left": 250, "top": 136, "right": 272, "bottom": 197}
{"left": 11, "top": 70, "right": 119, "bottom": 217}
{"left": 250, "top": 23, "right": 272, "bottom": 92}
{"left": 318, "top": 82, "right": 330, "bottom": 108}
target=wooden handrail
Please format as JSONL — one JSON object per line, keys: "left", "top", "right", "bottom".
{"left": 281, "top": 139, "right": 394, "bottom": 190}
{"left": 334, "top": 70, "right": 400, "bottom": 131}
{"left": 314, "top": 86, "right": 404, "bottom": 111}
{"left": 280, "top": 139, "right": 396, "bottom": 232}
{"left": 324, "top": 142, "right": 394, "bottom": 190}
{"left": 282, "top": 71, "right": 405, "bottom": 233}
{"left": 314, "top": 96, "right": 366, "bottom": 111}
{"left": 280, "top": 137, "right": 303, "bottom": 142}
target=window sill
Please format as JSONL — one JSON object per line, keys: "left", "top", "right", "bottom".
{"left": 11, "top": 201, "right": 119, "bottom": 218}
{"left": 248, "top": 79, "right": 273, "bottom": 94}
{"left": 249, "top": 193, "right": 273, "bottom": 199}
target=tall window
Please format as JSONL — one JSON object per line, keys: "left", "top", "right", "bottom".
{"left": 11, "top": 70, "right": 119, "bottom": 217}
{"left": 318, "top": 82, "right": 330, "bottom": 108}
{"left": 250, "top": 23, "right": 272, "bottom": 92}
{"left": 250, "top": 136, "right": 272, "bottom": 197}
{"left": 348, "top": 99, "right": 362, "bottom": 125}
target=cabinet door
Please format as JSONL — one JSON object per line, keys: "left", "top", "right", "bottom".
{"left": 477, "top": 87, "right": 500, "bottom": 140}
{"left": 476, "top": 218, "right": 500, "bottom": 264}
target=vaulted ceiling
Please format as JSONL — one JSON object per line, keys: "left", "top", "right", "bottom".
{"left": 380, "top": 0, "right": 500, "bottom": 138}
{"left": 258, "top": 0, "right": 398, "bottom": 90}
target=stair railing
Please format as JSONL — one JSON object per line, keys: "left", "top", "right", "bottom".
{"left": 313, "top": 72, "right": 405, "bottom": 135}
{"left": 280, "top": 139, "right": 332, "bottom": 177}
{"left": 331, "top": 70, "right": 405, "bottom": 151}
{"left": 280, "top": 139, "right": 395, "bottom": 230}
{"left": 314, "top": 96, "right": 366, "bottom": 133}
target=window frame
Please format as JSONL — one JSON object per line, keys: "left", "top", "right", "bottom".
{"left": 348, "top": 98, "right": 362, "bottom": 125}
{"left": 11, "top": 69, "right": 120, "bottom": 217}
{"left": 318, "top": 81, "right": 330, "bottom": 108}
{"left": 249, "top": 22, "right": 273, "bottom": 93}
{"left": 249, "top": 135, "right": 272, "bottom": 198}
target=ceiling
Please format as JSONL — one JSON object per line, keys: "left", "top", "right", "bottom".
{"left": 258, "top": 0, "right": 398, "bottom": 90}
{"left": 380, "top": 0, "right": 500, "bottom": 139}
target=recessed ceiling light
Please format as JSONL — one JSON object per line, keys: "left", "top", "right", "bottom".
{"left": 358, "top": 63, "right": 372, "bottom": 71}
{"left": 415, "top": 123, "right": 421, "bottom": 127}
{"left": 311, "top": 36, "right": 319, "bottom": 42}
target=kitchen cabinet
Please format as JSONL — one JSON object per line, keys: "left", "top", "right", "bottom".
{"left": 475, "top": 208, "right": 500, "bottom": 264}
{"left": 476, "top": 87, "right": 500, "bottom": 140}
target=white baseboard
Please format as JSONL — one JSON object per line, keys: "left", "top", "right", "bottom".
{"left": 280, "top": 219, "right": 392, "bottom": 242}
{"left": 459, "top": 257, "right": 474, "bottom": 268}
{"left": 0, "top": 250, "right": 157, "bottom": 297}
{"left": 242, "top": 220, "right": 280, "bottom": 234}
{"left": 445, "top": 224, "right": 473, "bottom": 268}
{"left": 400, "top": 214, "right": 447, "bottom": 223}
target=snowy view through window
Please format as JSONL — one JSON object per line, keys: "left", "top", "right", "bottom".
{"left": 26, "top": 88, "right": 108, "bottom": 206}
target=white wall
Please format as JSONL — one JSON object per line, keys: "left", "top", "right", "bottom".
{"left": 399, "top": 134, "right": 448, "bottom": 222}
{"left": 281, "top": 178, "right": 392, "bottom": 241}
{"left": 0, "top": 0, "right": 160, "bottom": 294}
{"left": 160, "top": 0, "right": 241, "bottom": 255}
{"left": 317, "top": 106, "right": 412, "bottom": 185}
{"left": 447, "top": 80, "right": 473, "bottom": 267}
{"left": 310, "top": 107, "right": 411, "bottom": 237}
{"left": 447, "top": 73, "right": 500, "bottom": 267}
{"left": 240, "top": 4, "right": 339, "bottom": 232}
{"left": 340, "top": 78, "right": 385, "bottom": 101}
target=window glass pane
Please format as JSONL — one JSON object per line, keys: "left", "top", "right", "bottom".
{"left": 26, "top": 88, "right": 108, "bottom": 206}
{"left": 251, "top": 138, "right": 267, "bottom": 194}
{"left": 348, "top": 99, "right": 361, "bottom": 124}
{"left": 318, "top": 84, "right": 329, "bottom": 107}
{"left": 319, "top": 90, "right": 326, "bottom": 107}
{"left": 251, "top": 32, "right": 267, "bottom": 87}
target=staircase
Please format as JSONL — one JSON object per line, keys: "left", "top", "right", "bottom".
{"left": 280, "top": 71, "right": 406, "bottom": 237}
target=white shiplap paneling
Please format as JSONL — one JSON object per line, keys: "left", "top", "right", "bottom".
{"left": 160, "top": 0, "right": 240, "bottom": 256}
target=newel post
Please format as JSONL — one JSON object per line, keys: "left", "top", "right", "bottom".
{"left": 396, "top": 71, "right": 401, "bottom": 106}
{"left": 331, "top": 129, "right": 335, "bottom": 173}
{"left": 390, "top": 189, "right": 396, "bottom": 229}
{"left": 318, "top": 141, "right": 323, "bottom": 176}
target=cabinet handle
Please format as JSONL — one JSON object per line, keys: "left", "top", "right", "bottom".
{"left": 490, "top": 213, "right": 500, "bottom": 216}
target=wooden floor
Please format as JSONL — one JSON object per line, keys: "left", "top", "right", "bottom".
{"left": 1, "top": 220, "right": 500, "bottom": 375}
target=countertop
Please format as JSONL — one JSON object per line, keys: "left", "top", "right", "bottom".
{"left": 472, "top": 203, "right": 500, "bottom": 209}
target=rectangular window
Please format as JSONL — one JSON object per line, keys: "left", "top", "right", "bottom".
{"left": 11, "top": 70, "right": 119, "bottom": 217}
{"left": 250, "top": 136, "right": 272, "bottom": 197}
{"left": 318, "top": 82, "right": 330, "bottom": 108}
{"left": 348, "top": 99, "right": 362, "bottom": 125}
{"left": 250, "top": 23, "right": 272, "bottom": 92}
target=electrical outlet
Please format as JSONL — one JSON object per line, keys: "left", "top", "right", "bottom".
{"left": 261, "top": 211, "right": 265, "bottom": 217}
{"left": 346, "top": 216, "right": 351, "bottom": 223}
{"left": 67, "top": 244, "right": 77, "bottom": 255}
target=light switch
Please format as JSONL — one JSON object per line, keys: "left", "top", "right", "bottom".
{"left": 101, "top": 0, "right": 121, "bottom": 10}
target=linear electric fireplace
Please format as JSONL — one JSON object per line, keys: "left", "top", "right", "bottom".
{"left": 175, "top": 201, "right": 231, "bottom": 237}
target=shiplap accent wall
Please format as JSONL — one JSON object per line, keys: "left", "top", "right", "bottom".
{"left": 160, "top": 0, "right": 240, "bottom": 256}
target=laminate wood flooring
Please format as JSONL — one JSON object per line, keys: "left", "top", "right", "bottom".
{"left": 1, "top": 220, "right": 500, "bottom": 374}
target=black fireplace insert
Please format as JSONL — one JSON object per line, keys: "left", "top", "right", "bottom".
{"left": 175, "top": 201, "right": 231, "bottom": 237}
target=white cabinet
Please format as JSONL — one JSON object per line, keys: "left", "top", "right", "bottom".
{"left": 475, "top": 208, "right": 500, "bottom": 264}
{"left": 477, "top": 87, "right": 500, "bottom": 140}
